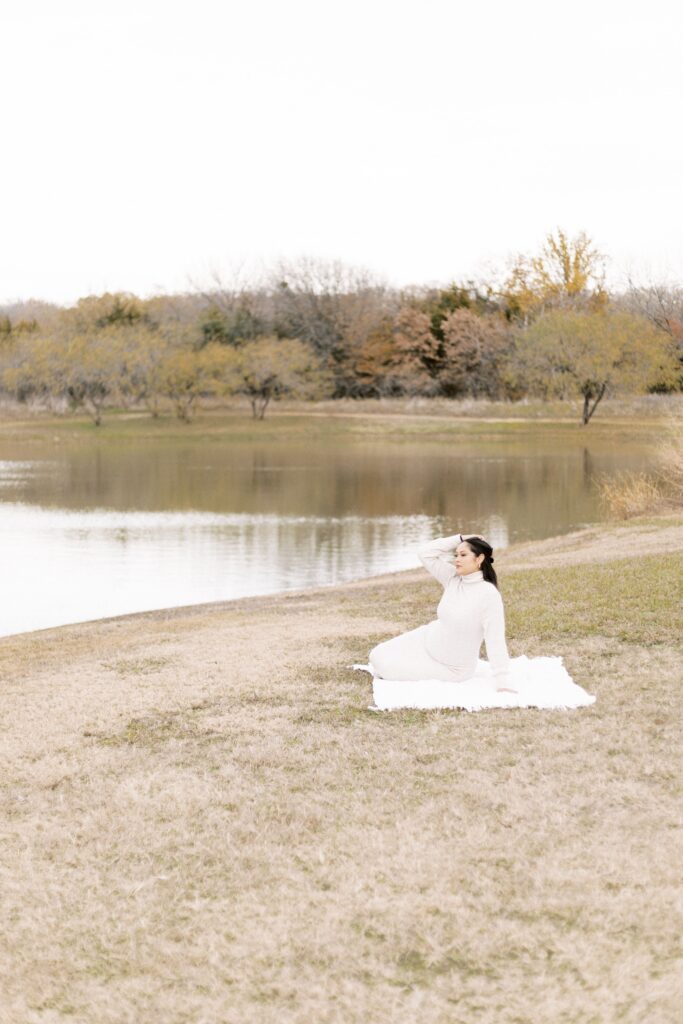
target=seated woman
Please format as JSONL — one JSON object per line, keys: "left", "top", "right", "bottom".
{"left": 369, "top": 533, "right": 518, "bottom": 693}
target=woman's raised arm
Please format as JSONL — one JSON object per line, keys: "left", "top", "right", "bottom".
{"left": 417, "top": 533, "right": 463, "bottom": 587}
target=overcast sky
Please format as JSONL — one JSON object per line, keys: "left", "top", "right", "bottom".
{"left": 2, "top": 0, "right": 682, "bottom": 304}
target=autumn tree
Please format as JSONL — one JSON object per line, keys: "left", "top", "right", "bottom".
{"left": 105, "top": 323, "right": 175, "bottom": 415}
{"left": 390, "top": 307, "right": 441, "bottom": 394}
{"left": 1, "top": 295, "right": 195, "bottom": 423}
{"left": 1, "top": 332, "right": 57, "bottom": 405}
{"left": 510, "top": 308, "right": 678, "bottom": 423}
{"left": 343, "top": 318, "right": 404, "bottom": 397}
{"left": 0, "top": 315, "right": 38, "bottom": 341}
{"left": 60, "top": 332, "right": 118, "bottom": 424}
{"left": 502, "top": 229, "right": 607, "bottom": 322}
{"left": 56, "top": 297, "right": 160, "bottom": 422}
{"left": 422, "top": 282, "right": 500, "bottom": 341}
{"left": 336, "top": 299, "right": 513, "bottom": 399}
{"left": 0, "top": 315, "right": 40, "bottom": 397}
{"left": 439, "top": 310, "right": 511, "bottom": 398}
{"left": 158, "top": 343, "right": 224, "bottom": 422}
{"left": 2, "top": 327, "right": 119, "bottom": 424}
{"left": 217, "top": 337, "right": 328, "bottom": 419}
{"left": 62, "top": 294, "right": 205, "bottom": 420}
{"left": 67, "top": 292, "right": 148, "bottom": 331}
{"left": 28, "top": 294, "right": 154, "bottom": 422}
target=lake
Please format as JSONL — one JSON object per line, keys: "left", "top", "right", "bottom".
{"left": 0, "top": 419, "right": 655, "bottom": 637}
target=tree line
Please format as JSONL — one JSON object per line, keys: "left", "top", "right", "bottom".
{"left": 1, "top": 230, "right": 681, "bottom": 424}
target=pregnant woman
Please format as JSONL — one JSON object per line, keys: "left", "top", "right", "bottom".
{"left": 364, "top": 532, "right": 596, "bottom": 711}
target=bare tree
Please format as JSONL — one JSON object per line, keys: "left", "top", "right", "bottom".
{"left": 191, "top": 264, "right": 270, "bottom": 347}
{"left": 624, "top": 279, "right": 683, "bottom": 386}
{"left": 269, "top": 257, "right": 396, "bottom": 394}
{"left": 624, "top": 280, "right": 683, "bottom": 336}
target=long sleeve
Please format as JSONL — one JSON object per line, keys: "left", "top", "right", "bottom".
{"left": 482, "top": 588, "right": 510, "bottom": 680}
{"left": 417, "top": 533, "right": 462, "bottom": 588}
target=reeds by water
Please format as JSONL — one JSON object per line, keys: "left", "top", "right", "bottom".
{"left": 597, "top": 416, "right": 683, "bottom": 519}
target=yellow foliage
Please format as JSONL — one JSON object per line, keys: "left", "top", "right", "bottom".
{"left": 511, "top": 308, "right": 679, "bottom": 422}
{"left": 212, "top": 337, "right": 328, "bottom": 418}
{"left": 158, "top": 346, "right": 222, "bottom": 421}
{"left": 503, "top": 229, "right": 607, "bottom": 320}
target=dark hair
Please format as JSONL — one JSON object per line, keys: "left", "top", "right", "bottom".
{"left": 463, "top": 536, "right": 499, "bottom": 589}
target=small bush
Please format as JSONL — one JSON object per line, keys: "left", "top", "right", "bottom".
{"left": 596, "top": 471, "right": 663, "bottom": 519}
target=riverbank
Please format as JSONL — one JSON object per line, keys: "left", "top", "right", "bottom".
{"left": 2, "top": 513, "right": 682, "bottom": 1023}
{"left": 1, "top": 393, "right": 682, "bottom": 445}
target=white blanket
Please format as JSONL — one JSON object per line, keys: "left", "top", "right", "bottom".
{"left": 353, "top": 655, "right": 596, "bottom": 712}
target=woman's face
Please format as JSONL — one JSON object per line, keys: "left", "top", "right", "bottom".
{"left": 454, "top": 542, "right": 483, "bottom": 575}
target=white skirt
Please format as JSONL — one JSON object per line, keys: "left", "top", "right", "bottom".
{"left": 359, "top": 625, "right": 595, "bottom": 712}
{"left": 369, "top": 624, "right": 473, "bottom": 683}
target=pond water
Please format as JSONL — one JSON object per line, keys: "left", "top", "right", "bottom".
{"left": 0, "top": 430, "right": 653, "bottom": 637}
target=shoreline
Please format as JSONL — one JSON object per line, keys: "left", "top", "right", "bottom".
{"left": 2, "top": 390, "right": 683, "bottom": 425}
{"left": 3, "top": 510, "right": 682, "bottom": 651}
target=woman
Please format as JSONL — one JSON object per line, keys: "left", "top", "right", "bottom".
{"left": 369, "top": 533, "right": 518, "bottom": 693}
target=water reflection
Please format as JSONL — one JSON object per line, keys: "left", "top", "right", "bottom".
{"left": 0, "top": 437, "right": 653, "bottom": 637}
{"left": 0, "top": 505, "right": 485, "bottom": 637}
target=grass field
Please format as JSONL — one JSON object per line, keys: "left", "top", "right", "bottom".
{"left": 1, "top": 515, "right": 682, "bottom": 1023}
{"left": 0, "top": 396, "right": 678, "bottom": 455}
{"left": 2, "top": 392, "right": 683, "bottom": 428}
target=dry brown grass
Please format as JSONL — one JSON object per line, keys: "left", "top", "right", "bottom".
{"left": 596, "top": 470, "right": 664, "bottom": 519}
{"left": 595, "top": 416, "right": 683, "bottom": 520}
{"left": 658, "top": 418, "right": 683, "bottom": 502}
{"left": 1, "top": 516, "right": 683, "bottom": 1023}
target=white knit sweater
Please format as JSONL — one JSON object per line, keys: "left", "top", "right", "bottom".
{"left": 418, "top": 533, "right": 511, "bottom": 683}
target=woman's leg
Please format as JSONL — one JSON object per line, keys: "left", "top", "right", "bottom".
{"left": 369, "top": 626, "right": 464, "bottom": 682}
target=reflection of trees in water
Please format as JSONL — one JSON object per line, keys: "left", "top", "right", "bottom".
{"left": 0, "top": 509, "right": 487, "bottom": 637}
{"left": 176, "top": 510, "right": 511, "bottom": 588}
{"left": 218, "top": 515, "right": 455, "bottom": 587}
{"left": 0, "top": 434, "right": 660, "bottom": 637}
{"left": 4, "top": 439, "right": 653, "bottom": 544}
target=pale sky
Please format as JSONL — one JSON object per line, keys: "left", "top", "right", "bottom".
{"left": 2, "top": 0, "right": 682, "bottom": 305}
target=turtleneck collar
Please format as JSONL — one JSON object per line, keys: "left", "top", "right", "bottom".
{"left": 458, "top": 570, "right": 484, "bottom": 584}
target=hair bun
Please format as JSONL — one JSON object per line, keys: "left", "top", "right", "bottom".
{"left": 489, "top": 556, "right": 494, "bottom": 563}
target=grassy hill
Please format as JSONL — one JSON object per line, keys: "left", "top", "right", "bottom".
{"left": 1, "top": 514, "right": 682, "bottom": 1023}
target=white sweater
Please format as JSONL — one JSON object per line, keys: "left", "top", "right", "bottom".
{"left": 418, "top": 534, "right": 511, "bottom": 683}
